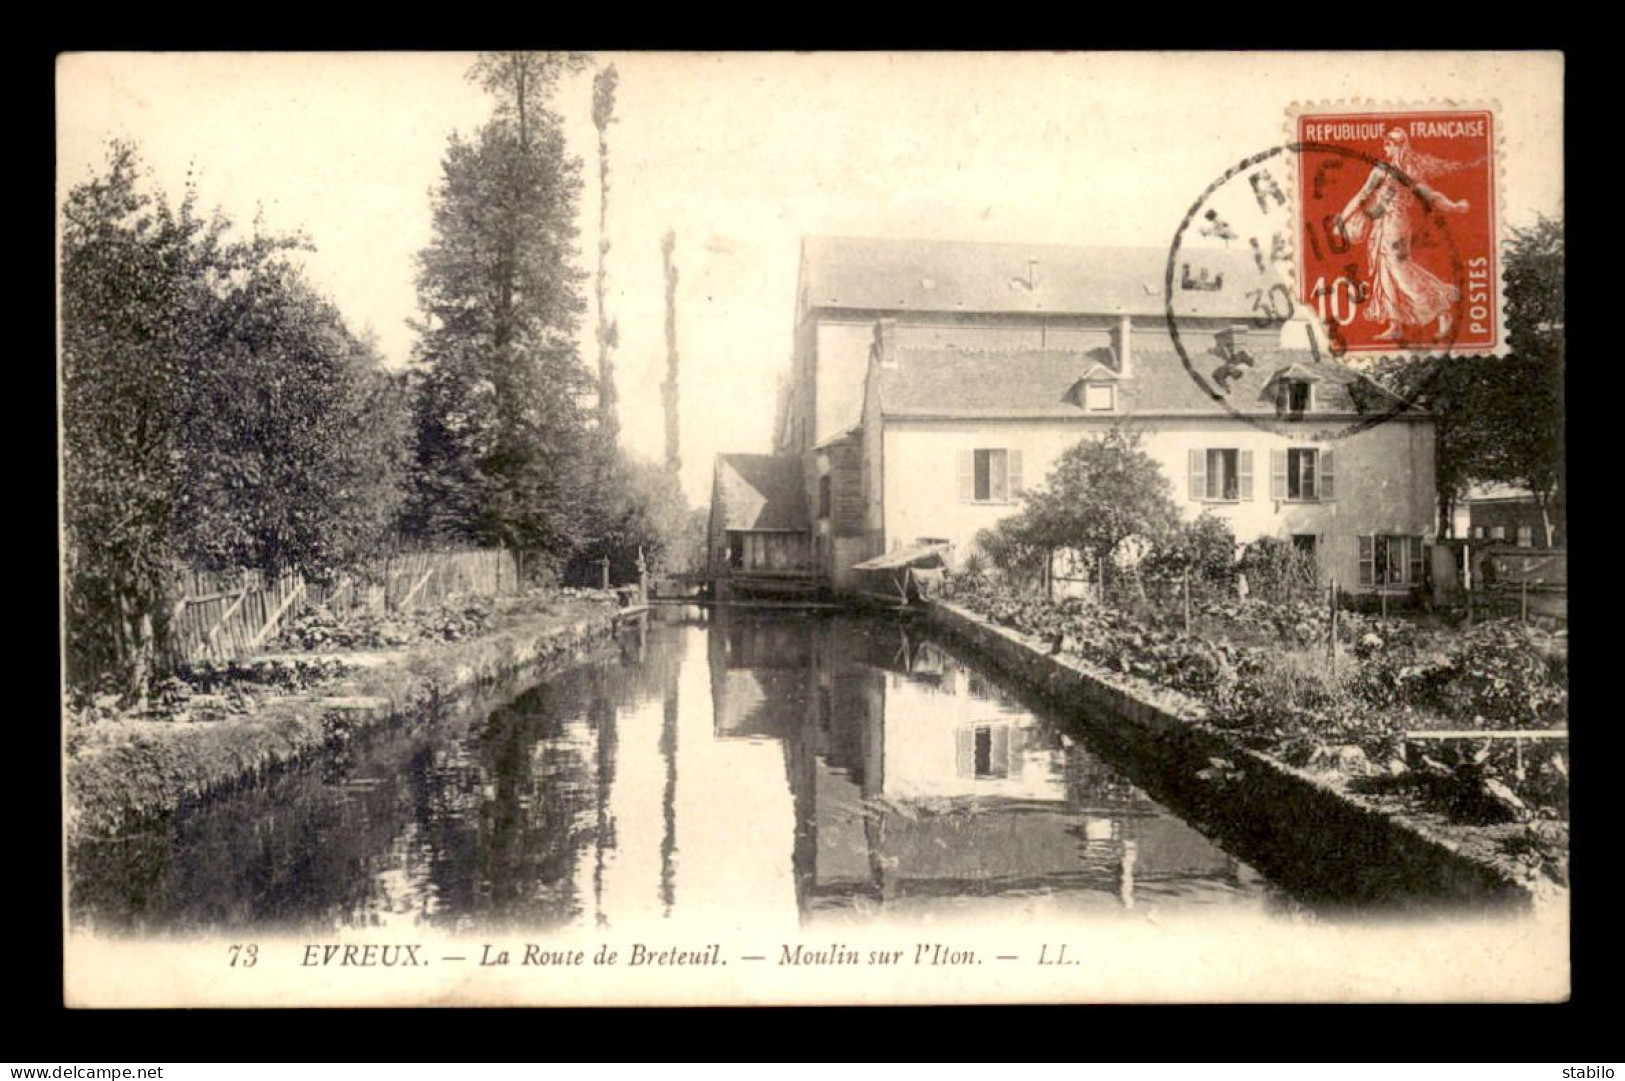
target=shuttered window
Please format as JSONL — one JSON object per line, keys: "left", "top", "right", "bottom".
{"left": 1274, "top": 448, "right": 1331, "bottom": 501}
{"left": 957, "top": 725, "right": 1012, "bottom": 779}
{"left": 1189, "top": 448, "right": 1254, "bottom": 501}
{"left": 959, "top": 448, "right": 1022, "bottom": 503}
{"left": 1360, "top": 535, "right": 1426, "bottom": 588}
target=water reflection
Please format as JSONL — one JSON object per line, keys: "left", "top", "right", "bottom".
{"left": 70, "top": 607, "right": 1279, "bottom": 934}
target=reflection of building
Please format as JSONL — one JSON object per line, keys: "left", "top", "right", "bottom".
{"left": 756, "top": 620, "right": 1249, "bottom": 917}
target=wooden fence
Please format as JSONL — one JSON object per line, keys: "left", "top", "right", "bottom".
{"left": 165, "top": 548, "right": 521, "bottom": 665}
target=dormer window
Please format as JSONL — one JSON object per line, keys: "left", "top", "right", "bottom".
{"left": 1268, "top": 364, "right": 1322, "bottom": 418}
{"left": 1069, "top": 361, "right": 1119, "bottom": 412}
{"left": 1281, "top": 379, "right": 1313, "bottom": 413}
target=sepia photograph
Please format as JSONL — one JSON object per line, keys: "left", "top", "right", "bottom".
{"left": 57, "top": 51, "right": 1567, "bottom": 1007}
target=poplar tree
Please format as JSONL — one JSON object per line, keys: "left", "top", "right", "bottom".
{"left": 591, "top": 63, "right": 621, "bottom": 439}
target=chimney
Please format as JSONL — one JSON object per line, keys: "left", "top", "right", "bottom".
{"left": 1216, "top": 323, "right": 1254, "bottom": 360}
{"left": 1114, "top": 315, "right": 1133, "bottom": 379}
{"left": 873, "top": 318, "right": 899, "bottom": 370}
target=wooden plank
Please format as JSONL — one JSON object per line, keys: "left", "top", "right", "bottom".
{"left": 1404, "top": 730, "right": 1568, "bottom": 740}
{"left": 397, "top": 567, "right": 435, "bottom": 611}
{"left": 248, "top": 576, "right": 307, "bottom": 649}
{"left": 205, "top": 583, "right": 256, "bottom": 657}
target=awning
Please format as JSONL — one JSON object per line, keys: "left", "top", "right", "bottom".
{"left": 851, "top": 542, "right": 951, "bottom": 571}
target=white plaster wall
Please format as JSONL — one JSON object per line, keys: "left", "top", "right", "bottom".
{"left": 882, "top": 415, "right": 1436, "bottom": 589}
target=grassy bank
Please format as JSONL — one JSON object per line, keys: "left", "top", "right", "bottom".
{"left": 65, "top": 591, "right": 627, "bottom": 840}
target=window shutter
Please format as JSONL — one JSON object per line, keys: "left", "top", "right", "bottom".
{"left": 957, "top": 450, "right": 974, "bottom": 503}
{"left": 1410, "top": 536, "right": 1425, "bottom": 586}
{"left": 1270, "top": 449, "right": 1287, "bottom": 500}
{"left": 990, "top": 725, "right": 1011, "bottom": 778}
{"left": 1358, "top": 535, "right": 1374, "bottom": 586}
{"left": 1189, "top": 449, "right": 1206, "bottom": 501}
{"left": 1008, "top": 727, "right": 1025, "bottom": 778}
{"left": 1319, "top": 448, "right": 1335, "bottom": 501}
{"left": 990, "top": 450, "right": 1009, "bottom": 502}
{"left": 1238, "top": 450, "right": 1254, "bottom": 501}
{"left": 1009, "top": 449, "right": 1024, "bottom": 497}
{"left": 955, "top": 727, "right": 973, "bottom": 778}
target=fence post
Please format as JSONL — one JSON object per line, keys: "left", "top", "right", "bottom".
{"left": 1183, "top": 567, "right": 1191, "bottom": 634}
{"left": 1328, "top": 577, "right": 1338, "bottom": 674}
{"left": 1380, "top": 587, "right": 1387, "bottom": 621}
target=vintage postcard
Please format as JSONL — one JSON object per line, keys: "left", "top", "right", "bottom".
{"left": 58, "top": 51, "right": 1567, "bottom": 1007}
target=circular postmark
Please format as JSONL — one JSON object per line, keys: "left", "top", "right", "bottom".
{"left": 1165, "top": 141, "right": 1466, "bottom": 442}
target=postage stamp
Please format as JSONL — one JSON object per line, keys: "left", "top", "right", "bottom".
{"left": 1293, "top": 104, "right": 1503, "bottom": 357}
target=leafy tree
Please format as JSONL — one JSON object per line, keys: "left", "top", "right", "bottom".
{"left": 61, "top": 143, "right": 217, "bottom": 702}
{"left": 406, "top": 52, "right": 596, "bottom": 554}
{"left": 1498, "top": 217, "right": 1564, "bottom": 545}
{"left": 177, "top": 256, "right": 411, "bottom": 578}
{"left": 62, "top": 143, "right": 412, "bottom": 703}
{"left": 569, "top": 454, "right": 695, "bottom": 583}
{"left": 1367, "top": 216, "right": 1564, "bottom": 544}
{"left": 661, "top": 228, "right": 681, "bottom": 474}
{"left": 1142, "top": 511, "right": 1238, "bottom": 584}
{"left": 591, "top": 63, "right": 621, "bottom": 438}
{"left": 1016, "top": 427, "right": 1182, "bottom": 564}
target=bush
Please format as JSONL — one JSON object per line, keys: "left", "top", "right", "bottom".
{"left": 1142, "top": 512, "right": 1238, "bottom": 585}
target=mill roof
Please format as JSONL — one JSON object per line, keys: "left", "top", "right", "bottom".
{"left": 712, "top": 453, "right": 809, "bottom": 532}
{"left": 799, "top": 236, "right": 1265, "bottom": 320}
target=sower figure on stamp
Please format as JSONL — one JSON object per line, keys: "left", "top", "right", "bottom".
{"left": 1339, "top": 128, "right": 1473, "bottom": 342}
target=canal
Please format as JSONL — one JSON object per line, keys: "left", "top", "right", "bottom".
{"left": 69, "top": 607, "right": 1297, "bottom": 935}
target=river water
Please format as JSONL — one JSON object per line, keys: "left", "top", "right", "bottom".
{"left": 70, "top": 608, "right": 1295, "bottom": 934}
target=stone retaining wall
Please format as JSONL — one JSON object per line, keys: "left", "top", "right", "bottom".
{"left": 67, "top": 606, "right": 630, "bottom": 840}
{"left": 924, "top": 600, "right": 1544, "bottom": 910}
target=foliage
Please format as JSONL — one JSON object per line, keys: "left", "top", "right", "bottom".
{"left": 973, "top": 516, "right": 1050, "bottom": 583}
{"left": 61, "top": 143, "right": 210, "bottom": 703}
{"left": 661, "top": 227, "right": 681, "bottom": 473}
{"left": 62, "top": 143, "right": 411, "bottom": 702}
{"left": 1141, "top": 512, "right": 1238, "bottom": 584}
{"left": 405, "top": 53, "right": 595, "bottom": 555}
{"left": 177, "top": 256, "right": 411, "bottom": 580}
{"left": 944, "top": 574, "right": 1566, "bottom": 823}
{"left": 1236, "top": 536, "right": 1320, "bottom": 601}
{"left": 1366, "top": 216, "right": 1564, "bottom": 541}
{"left": 591, "top": 62, "right": 621, "bottom": 437}
{"left": 1015, "top": 426, "right": 1182, "bottom": 564}
{"left": 273, "top": 598, "right": 496, "bottom": 653}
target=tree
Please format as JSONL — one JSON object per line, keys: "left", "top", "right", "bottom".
{"left": 62, "top": 143, "right": 412, "bottom": 703}
{"left": 568, "top": 454, "right": 694, "bottom": 584}
{"left": 1017, "top": 426, "right": 1182, "bottom": 565}
{"left": 406, "top": 53, "right": 596, "bottom": 554}
{"left": 660, "top": 228, "right": 681, "bottom": 474}
{"left": 177, "top": 255, "right": 411, "bottom": 578}
{"left": 1499, "top": 217, "right": 1564, "bottom": 545}
{"left": 61, "top": 143, "right": 215, "bottom": 702}
{"left": 1367, "top": 216, "right": 1564, "bottom": 543}
{"left": 591, "top": 63, "right": 621, "bottom": 438}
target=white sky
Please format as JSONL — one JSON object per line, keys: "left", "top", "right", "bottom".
{"left": 57, "top": 51, "right": 1564, "bottom": 504}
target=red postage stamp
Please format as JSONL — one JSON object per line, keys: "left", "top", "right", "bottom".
{"left": 1294, "top": 106, "right": 1501, "bottom": 356}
